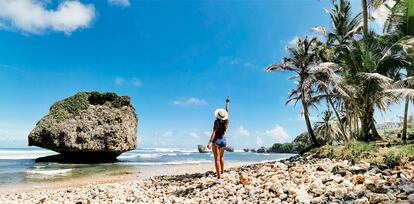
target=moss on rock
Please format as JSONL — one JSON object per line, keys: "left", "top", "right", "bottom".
{"left": 49, "top": 91, "right": 131, "bottom": 118}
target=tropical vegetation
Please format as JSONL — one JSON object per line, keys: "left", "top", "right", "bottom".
{"left": 267, "top": 0, "right": 414, "bottom": 151}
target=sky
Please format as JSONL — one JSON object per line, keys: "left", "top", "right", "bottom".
{"left": 0, "top": 0, "right": 408, "bottom": 149}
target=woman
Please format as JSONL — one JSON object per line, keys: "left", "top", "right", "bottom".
{"left": 207, "top": 96, "right": 229, "bottom": 179}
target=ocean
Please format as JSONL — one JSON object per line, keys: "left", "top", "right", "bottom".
{"left": 0, "top": 148, "right": 295, "bottom": 186}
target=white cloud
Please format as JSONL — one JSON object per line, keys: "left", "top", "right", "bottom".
{"left": 265, "top": 125, "right": 289, "bottom": 140}
{"left": 256, "top": 136, "right": 263, "bottom": 146}
{"left": 131, "top": 77, "right": 142, "bottom": 87}
{"left": 0, "top": 0, "right": 96, "bottom": 35}
{"left": 255, "top": 124, "right": 291, "bottom": 143}
{"left": 115, "top": 77, "right": 124, "bottom": 85}
{"left": 189, "top": 132, "right": 200, "bottom": 138}
{"left": 107, "top": 0, "right": 130, "bottom": 7}
{"left": 172, "top": 97, "right": 207, "bottom": 106}
{"left": 288, "top": 36, "right": 299, "bottom": 47}
{"left": 0, "top": 122, "right": 32, "bottom": 142}
{"left": 372, "top": 0, "right": 396, "bottom": 27}
{"left": 162, "top": 131, "right": 173, "bottom": 137}
{"left": 237, "top": 126, "right": 250, "bottom": 137}
{"left": 218, "top": 56, "right": 255, "bottom": 68}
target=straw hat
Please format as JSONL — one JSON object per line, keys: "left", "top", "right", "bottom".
{"left": 215, "top": 108, "right": 228, "bottom": 120}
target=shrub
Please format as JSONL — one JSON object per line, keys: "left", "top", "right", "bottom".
{"left": 383, "top": 145, "right": 414, "bottom": 167}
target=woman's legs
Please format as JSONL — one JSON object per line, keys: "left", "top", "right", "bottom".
{"left": 212, "top": 144, "right": 221, "bottom": 178}
{"left": 219, "top": 147, "right": 225, "bottom": 174}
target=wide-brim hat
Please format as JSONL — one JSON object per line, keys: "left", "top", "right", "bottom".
{"left": 215, "top": 108, "right": 228, "bottom": 120}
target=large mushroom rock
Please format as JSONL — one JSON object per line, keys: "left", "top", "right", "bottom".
{"left": 28, "top": 91, "right": 138, "bottom": 163}
{"left": 257, "top": 146, "right": 268, "bottom": 153}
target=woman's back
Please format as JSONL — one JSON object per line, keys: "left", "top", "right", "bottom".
{"left": 214, "top": 119, "right": 228, "bottom": 139}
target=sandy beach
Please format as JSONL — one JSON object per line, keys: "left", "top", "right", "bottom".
{"left": 0, "top": 161, "right": 252, "bottom": 195}
{"left": 1, "top": 155, "right": 414, "bottom": 203}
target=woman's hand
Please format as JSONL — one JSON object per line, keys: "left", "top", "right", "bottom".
{"left": 207, "top": 142, "right": 212, "bottom": 149}
{"left": 226, "top": 96, "right": 230, "bottom": 103}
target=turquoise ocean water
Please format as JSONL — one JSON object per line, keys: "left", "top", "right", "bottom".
{"left": 0, "top": 148, "right": 295, "bottom": 186}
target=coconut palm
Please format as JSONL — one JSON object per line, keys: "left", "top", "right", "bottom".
{"left": 361, "top": 0, "right": 388, "bottom": 38}
{"left": 314, "top": 111, "right": 342, "bottom": 143}
{"left": 309, "top": 62, "right": 350, "bottom": 143}
{"left": 384, "top": 0, "right": 414, "bottom": 141}
{"left": 331, "top": 36, "right": 412, "bottom": 141}
{"left": 266, "top": 37, "right": 321, "bottom": 147}
{"left": 313, "top": 0, "right": 362, "bottom": 48}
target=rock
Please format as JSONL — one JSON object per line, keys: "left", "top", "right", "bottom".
{"left": 198, "top": 145, "right": 208, "bottom": 153}
{"left": 239, "top": 174, "right": 250, "bottom": 185}
{"left": 295, "top": 188, "right": 310, "bottom": 204}
{"left": 369, "top": 193, "right": 389, "bottom": 204}
{"left": 351, "top": 175, "right": 365, "bottom": 185}
{"left": 28, "top": 92, "right": 137, "bottom": 163}
{"left": 334, "top": 187, "right": 347, "bottom": 199}
{"left": 243, "top": 148, "right": 249, "bottom": 152}
{"left": 257, "top": 146, "right": 268, "bottom": 153}
{"left": 400, "top": 184, "right": 414, "bottom": 194}
{"left": 354, "top": 197, "right": 369, "bottom": 204}
{"left": 408, "top": 193, "right": 414, "bottom": 202}
{"left": 250, "top": 149, "right": 256, "bottom": 152}
{"left": 224, "top": 146, "right": 234, "bottom": 152}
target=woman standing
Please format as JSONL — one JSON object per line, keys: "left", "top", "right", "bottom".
{"left": 207, "top": 96, "right": 229, "bottom": 179}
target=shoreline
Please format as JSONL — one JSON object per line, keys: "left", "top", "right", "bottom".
{"left": 1, "top": 155, "right": 413, "bottom": 203}
{"left": 0, "top": 161, "right": 257, "bottom": 194}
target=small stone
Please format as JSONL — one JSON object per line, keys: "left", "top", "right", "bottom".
{"left": 239, "top": 174, "right": 250, "bottom": 185}
{"left": 408, "top": 193, "right": 414, "bottom": 201}
{"left": 354, "top": 197, "right": 369, "bottom": 204}
{"left": 316, "top": 166, "right": 325, "bottom": 171}
{"left": 334, "top": 188, "right": 347, "bottom": 199}
{"left": 352, "top": 175, "right": 365, "bottom": 185}
{"left": 295, "top": 188, "right": 310, "bottom": 204}
{"left": 369, "top": 193, "right": 389, "bottom": 204}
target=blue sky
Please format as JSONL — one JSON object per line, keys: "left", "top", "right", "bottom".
{"left": 0, "top": 0, "right": 408, "bottom": 149}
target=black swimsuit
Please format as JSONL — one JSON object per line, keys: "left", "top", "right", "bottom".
{"left": 213, "top": 119, "right": 228, "bottom": 147}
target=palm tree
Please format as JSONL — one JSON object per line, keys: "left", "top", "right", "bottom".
{"left": 313, "top": 0, "right": 362, "bottom": 48}
{"left": 384, "top": 0, "right": 414, "bottom": 142}
{"left": 266, "top": 37, "right": 321, "bottom": 147}
{"left": 314, "top": 111, "right": 341, "bottom": 143}
{"left": 309, "top": 62, "right": 350, "bottom": 143}
{"left": 332, "top": 36, "right": 411, "bottom": 141}
{"left": 361, "top": 0, "right": 387, "bottom": 39}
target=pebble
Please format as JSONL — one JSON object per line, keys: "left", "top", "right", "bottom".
{"left": 1, "top": 156, "right": 413, "bottom": 203}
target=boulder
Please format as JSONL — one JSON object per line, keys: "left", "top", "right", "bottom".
{"left": 243, "top": 148, "right": 250, "bottom": 152}
{"left": 257, "top": 146, "right": 268, "bottom": 153}
{"left": 28, "top": 92, "right": 138, "bottom": 163}
{"left": 198, "top": 145, "right": 208, "bottom": 153}
{"left": 250, "top": 149, "right": 256, "bottom": 152}
{"left": 225, "top": 146, "right": 234, "bottom": 152}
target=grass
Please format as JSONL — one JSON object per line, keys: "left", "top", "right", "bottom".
{"left": 48, "top": 91, "right": 130, "bottom": 121}
{"left": 313, "top": 140, "right": 414, "bottom": 167}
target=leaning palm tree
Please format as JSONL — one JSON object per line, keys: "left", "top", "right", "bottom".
{"left": 309, "top": 62, "right": 350, "bottom": 143}
{"left": 266, "top": 37, "right": 320, "bottom": 147}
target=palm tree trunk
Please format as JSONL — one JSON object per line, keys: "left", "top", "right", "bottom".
{"left": 301, "top": 98, "right": 319, "bottom": 147}
{"left": 327, "top": 96, "right": 349, "bottom": 144}
{"left": 362, "top": 0, "right": 369, "bottom": 38}
{"left": 402, "top": 97, "right": 409, "bottom": 143}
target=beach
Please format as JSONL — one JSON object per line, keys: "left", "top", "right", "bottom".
{"left": 1, "top": 154, "right": 414, "bottom": 203}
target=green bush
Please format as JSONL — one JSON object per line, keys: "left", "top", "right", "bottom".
{"left": 383, "top": 145, "right": 414, "bottom": 167}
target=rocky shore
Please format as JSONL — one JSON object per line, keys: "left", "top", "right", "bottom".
{"left": 1, "top": 155, "right": 414, "bottom": 203}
